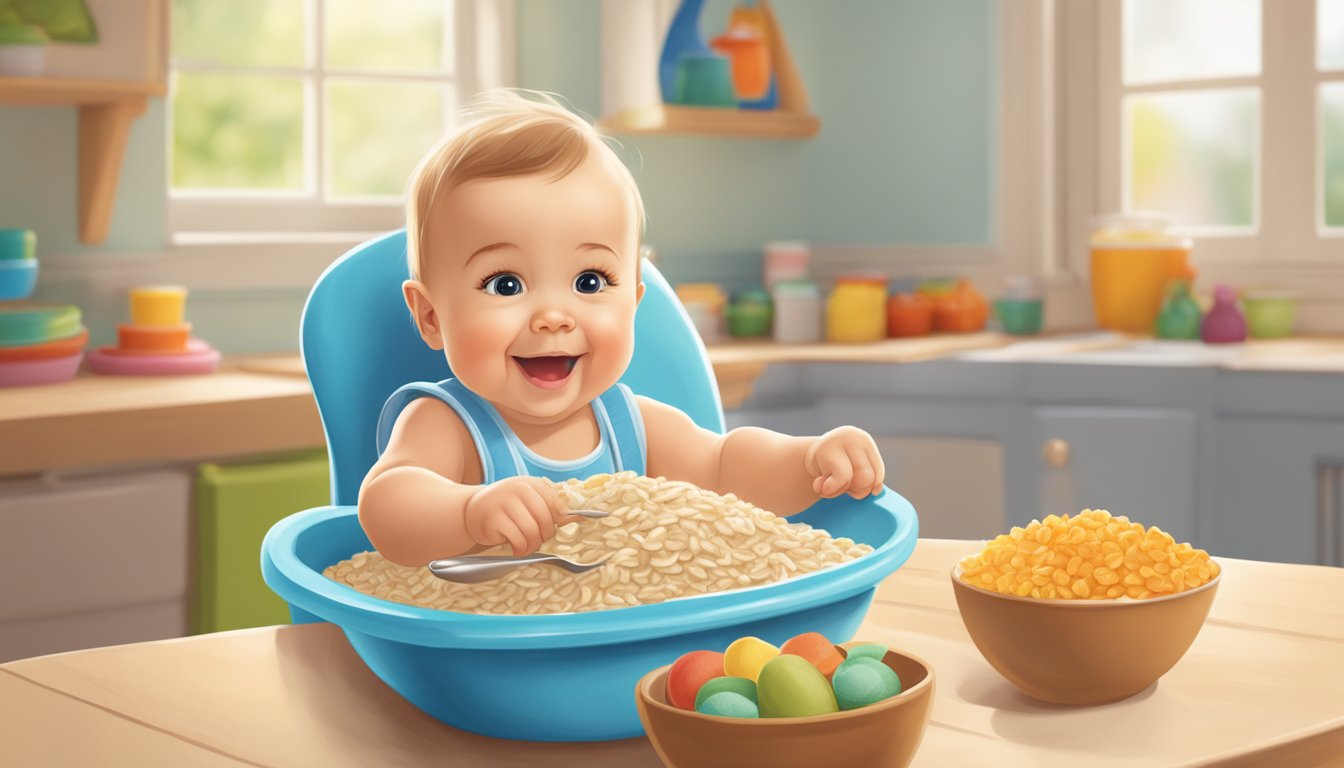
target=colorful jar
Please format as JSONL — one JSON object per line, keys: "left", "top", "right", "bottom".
{"left": 1090, "top": 213, "right": 1194, "bottom": 334}
{"left": 675, "top": 283, "right": 727, "bottom": 343}
{"left": 886, "top": 292, "right": 933, "bottom": 338}
{"left": 827, "top": 274, "right": 888, "bottom": 343}
{"left": 726, "top": 288, "right": 773, "bottom": 338}
{"left": 763, "top": 241, "right": 811, "bottom": 290}
{"left": 772, "top": 279, "right": 823, "bottom": 344}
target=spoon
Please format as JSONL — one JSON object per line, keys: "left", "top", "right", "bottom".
{"left": 428, "top": 552, "right": 611, "bottom": 584}
{"left": 426, "top": 508, "right": 613, "bottom": 583}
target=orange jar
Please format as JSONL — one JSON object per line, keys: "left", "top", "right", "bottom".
{"left": 886, "top": 293, "right": 933, "bottom": 337}
{"left": 1090, "top": 213, "right": 1193, "bottom": 333}
{"left": 922, "top": 279, "right": 987, "bottom": 333}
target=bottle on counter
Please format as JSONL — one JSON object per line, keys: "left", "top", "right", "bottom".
{"left": 886, "top": 292, "right": 934, "bottom": 338}
{"left": 675, "top": 282, "right": 727, "bottom": 343}
{"left": 827, "top": 274, "right": 888, "bottom": 343}
{"left": 762, "top": 241, "right": 811, "bottom": 290}
{"left": 1201, "top": 284, "right": 1247, "bottom": 345}
{"left": 993, "top": 276, "right": 1044, "bottom": 336}
{"left": 772, "top": 279, "right": 823, "bottom": 344}
{"left": 1155, "top": 279, "right": 1203, "bottom": 340}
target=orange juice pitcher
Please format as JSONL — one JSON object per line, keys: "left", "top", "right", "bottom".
{"left": 1089, "top": 213, "right": 1193, "bottom": 334}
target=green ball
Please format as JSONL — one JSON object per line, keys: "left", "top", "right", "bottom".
{"left": 694, "top": 676, "right": 758, "bottom": 710}
{"left": 832, "top": 657, "right": 902, "bottom": 710}
{"left": 757, "top": 654, "right": 839, "bottom": 718}
{"left": 846, "top": 643, "right": 888, "bottom": 661}
{"left": 697, "top": 691, "right": 759, "bottom": 719}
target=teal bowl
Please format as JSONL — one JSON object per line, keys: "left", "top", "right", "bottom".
{"left": 0, "top": 259, "right": 38, "bottom": 301}
{"left": 993, "top": 298, "right": 1043, "bottom": 335}
{"left": 262, "top": 488, "right": 918, "bottom": 742}
{"left": 0, "top": 229, "right": 35, "bottom": 262}
{"left": 674, "top": 52, "right": 738, "bottom": 108}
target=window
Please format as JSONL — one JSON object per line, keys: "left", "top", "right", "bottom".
{"left": 167, "top": 0, "right": 512, "bottom": 244}
{"left": 1080, "top": 0, "right": 1344, "bottom": 268}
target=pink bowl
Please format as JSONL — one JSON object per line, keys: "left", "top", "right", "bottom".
{"left": 0, "top": 352, "right": 83, "bottom": 387}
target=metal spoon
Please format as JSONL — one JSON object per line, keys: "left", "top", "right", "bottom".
{"left": 428, "top": 552, "right": 611, "bottom": 583}
{"left": 426, "top": 508, "right": 613, "bottom": 584}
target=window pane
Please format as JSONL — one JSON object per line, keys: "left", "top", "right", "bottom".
{"left": 1125, "top": 0, "right": 1259, "bottom": 85}
{"left": 326, "top": 80, "right": 450, "bottom": 199}
{"left": 325, "top": 0, "right": 452, "bottom": 73}
{"left": 1322, "top": 0, "right": 1344, "bottom": 71}
{"left": 172, "top": 73, "right": 306, "bottom": 192}
{"left": 1325, "top": 84, "right": 1344, "bottom": 228}
{"left": 1126, "top": 89, "right": 1258, "bottom": 229}
{"left": 171, "top": 0, "right": 306, "bottom": 68}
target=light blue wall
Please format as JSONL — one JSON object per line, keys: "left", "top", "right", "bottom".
{"left": 517, "top": 0, "right": 998, "bottom": 288}
{"left": 0, "top": 0, "right": 997, "bottom": 353}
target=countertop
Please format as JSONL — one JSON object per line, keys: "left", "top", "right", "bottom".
{"left": 1, "top": 538, "right": 1341, "bottom": 767}
{"left": 3, "top": 334, "right": 1344, "bottom": 478}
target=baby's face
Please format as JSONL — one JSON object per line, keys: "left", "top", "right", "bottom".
{"left": 414, "top": 152, "right": 644, "bottom": 425}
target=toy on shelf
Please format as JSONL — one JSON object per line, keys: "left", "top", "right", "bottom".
{"left": 86, "top": 285, "right": 221, "bottom": 375}
{"left": 0, "top": 229, "right": 88, "bottom": 387}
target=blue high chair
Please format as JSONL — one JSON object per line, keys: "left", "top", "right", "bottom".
{"left": 262, "top": 229, "right": 919, "bottom": 742}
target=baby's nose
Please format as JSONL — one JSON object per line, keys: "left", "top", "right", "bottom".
{"left": 530, "top": 306, "right": 575, "bottom": 333}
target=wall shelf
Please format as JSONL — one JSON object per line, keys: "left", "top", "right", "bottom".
{"left": 599, "top": 105, "right": 819, "bottom": 139}
{"left": 0, "top": 76, "right": 165, "bottom": 245}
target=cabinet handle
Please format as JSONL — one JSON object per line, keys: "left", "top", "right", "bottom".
{"left": 1043, "top": 438, "right": 1070, "bottom": 468}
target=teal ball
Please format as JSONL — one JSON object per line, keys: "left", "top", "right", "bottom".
{"left": 832, "top": 656, "right": 902, "bottom": 710}
{"left": 697, "top": 691, "right": 759, "bottom": 719}
{"left": 695, "top": 676, "right": 758, "bottom": 710}
{"left": 846, "top": 643, "right": 889, "bottom": 661}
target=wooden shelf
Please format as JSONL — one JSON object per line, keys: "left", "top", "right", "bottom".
{"left": 0, "top": 76, "right": 166, "bottom": 245}
{"left": 599, "top": 104, "right": 820, "bottom": 139}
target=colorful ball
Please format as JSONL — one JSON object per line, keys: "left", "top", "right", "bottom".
{"left": 666, "top": 650, "right": 726, "bottom": 710}
{"left": 757, "top": 654, "right": 839, "bottom": 718}
{"left": 724, "top": 636, "right": 780, "bottom": 682}
{"left": 832, "top": 656, "right": 902, "bottom": 710}
{"left": 780, "top": 631, "right": 845, "bottom": 679}
{"left": 845, "top": 642, "right": 889, "bottom": 661}
{"left": 697, "top": 691, "right": 759, "bottom": 719}
{"left": 694, "top": 676, "right": 758, "bottom": 710}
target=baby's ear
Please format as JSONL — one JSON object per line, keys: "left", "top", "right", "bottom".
{"left": 402, "top": 280, "right": 445, "bottom": 350}
{"left": 635, "top": 280, "right": 646, "bottom": 305}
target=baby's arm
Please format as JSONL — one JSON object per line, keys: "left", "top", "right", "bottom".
{"left": 638, "top": 397, "right": 885, "bottom": 516}
{"left": 359, "top": 398, "right": 571, "bottom": 566}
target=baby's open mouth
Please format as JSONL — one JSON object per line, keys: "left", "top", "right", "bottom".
{"left": 513, "top": 355, "right": 580, "bottom": 389}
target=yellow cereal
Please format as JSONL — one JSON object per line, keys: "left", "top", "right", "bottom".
{"left": 957, "top": 509, "right": 1218, "bottom": 600}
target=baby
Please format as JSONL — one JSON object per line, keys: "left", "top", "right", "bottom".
{"left": 361, "top": 91, "right": 886, "bottom": 567}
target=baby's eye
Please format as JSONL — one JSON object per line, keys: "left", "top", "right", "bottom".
{"left": 573, "top": 270, "right": 609, "bottom": 295}
{"left": 483, "top": 273, "right": 525, "bottom": 296}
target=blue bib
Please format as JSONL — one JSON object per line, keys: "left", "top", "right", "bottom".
{"left": 375, "top": 378, "right": 647, "bottom": 484}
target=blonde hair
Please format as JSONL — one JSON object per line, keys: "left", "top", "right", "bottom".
{"left": 405, "top": 89, "right": 645, "bottom": 280}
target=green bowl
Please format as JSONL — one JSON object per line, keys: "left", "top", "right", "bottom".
{"left": 993, "top": 299, "right": 1043, "bottom": 336}
{"left": 1244, "top": 295, "right": 1296, "bottom": 339}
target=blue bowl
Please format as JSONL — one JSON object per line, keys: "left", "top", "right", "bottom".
{"left": 262, "top": 488, "right": 919, "bottom": 742}
{"left": 0, "top": 259, "right": 38, "bottom": 301}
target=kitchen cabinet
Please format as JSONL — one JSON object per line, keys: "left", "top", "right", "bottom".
{"left": 0, "top": 468, "right": 191, "bottom": 664}
{"left": 1213, "top": 417, "right": 1344, "bottom": 566}
{"left": 1034, "top": 406, "right": 1198, "bottom": 541}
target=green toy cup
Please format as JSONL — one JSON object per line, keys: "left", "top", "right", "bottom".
{"left": 993, "top": 298, "right": 1043, "bottom": 336}
{"left": 0, "top": 229, "right": 36, "bottom": 261}
{"left": 674, "top": 52, "right": 738, "bottom": 108}
{"left": 1244, "top": 291, "right": 1297, "bottom": 339}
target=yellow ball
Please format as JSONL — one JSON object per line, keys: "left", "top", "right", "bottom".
{"left": 724, "top": 636, "right": 780, "bottom": 682}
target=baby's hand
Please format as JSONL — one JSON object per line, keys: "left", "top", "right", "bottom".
{"left": 463, "top": 477, "right": 579, "bottom": 555}
{"left": 804, "top": 426, "right": 886, "bottom": 499}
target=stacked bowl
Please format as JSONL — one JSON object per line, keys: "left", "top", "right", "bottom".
{"left": 87, "top": 286, "right": 220, "bottom": 375}
{"left": 0, "top": 229, "right": 87, "bottom": 387}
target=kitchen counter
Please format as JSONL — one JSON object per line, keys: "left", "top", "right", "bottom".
{"left": 2, "top": 538, "right": 1340, "bottom": 767}
{"left": 3, "top": 335, "right": 1343, "bottom": 477}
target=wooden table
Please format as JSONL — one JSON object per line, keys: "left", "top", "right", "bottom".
{"left": 2, "top": 540, "right": 1341, "bottom": 767}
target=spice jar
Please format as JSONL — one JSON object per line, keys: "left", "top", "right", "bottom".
{"left": 887, "top": 292, "right": 934, "bottom": 338}
{"left": 827, "top": 274, "right": 888, "bottom": 343}
{"left": 772, "top": 279, "right": 823, "bottom": 343}
{"left": 675, "top": 283, "right": 727, "bottom": 343}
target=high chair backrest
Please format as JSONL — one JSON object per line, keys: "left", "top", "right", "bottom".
{"left": 301, "top": 229, "right": 726, "bottom": 506}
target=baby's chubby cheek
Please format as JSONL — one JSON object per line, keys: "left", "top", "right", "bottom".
{"left": 446, "top": 316, "right": 514, "bottom": 382}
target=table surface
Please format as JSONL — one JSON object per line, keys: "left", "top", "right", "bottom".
{"left": 2, "top": 539, "right": 1342, "bottom": 767}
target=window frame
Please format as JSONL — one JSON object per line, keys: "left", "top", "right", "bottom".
{"left": 165, "top": 0, "right": 515, "bottom": 246}
{"left": 1064, "top": 0, "right": 1344, "bottom": 286}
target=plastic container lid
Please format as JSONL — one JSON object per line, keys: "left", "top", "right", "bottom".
{"left": 0, "top": 304, "right": 82, "bottom": 347}
{"left": 1089, "top": 211, "right": 1193, "bottom": 249}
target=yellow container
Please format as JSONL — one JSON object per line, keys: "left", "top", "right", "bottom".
{"left": 826, "top": 275, "right": 888, "bottom": 343}
{"left": 1089, "top": 214, "right": 1192, "bottom": 334}
{"left": 131, "top": 285, "right": 189, "bottom": 327}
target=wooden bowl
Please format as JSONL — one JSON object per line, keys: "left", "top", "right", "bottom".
{"left": 951, "top": 564, "right": 1220, "bottom": 705}
{"left": 635, "top": 645, "right": 934, "bottom": 768}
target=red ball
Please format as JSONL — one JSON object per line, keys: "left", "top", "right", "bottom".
{"left": 666, "top": 650, "right": 726, "bottom": 710}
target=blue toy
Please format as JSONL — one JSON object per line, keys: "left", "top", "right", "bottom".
{"left": 262, "top": 229, "right": 919, "bottom": 742}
